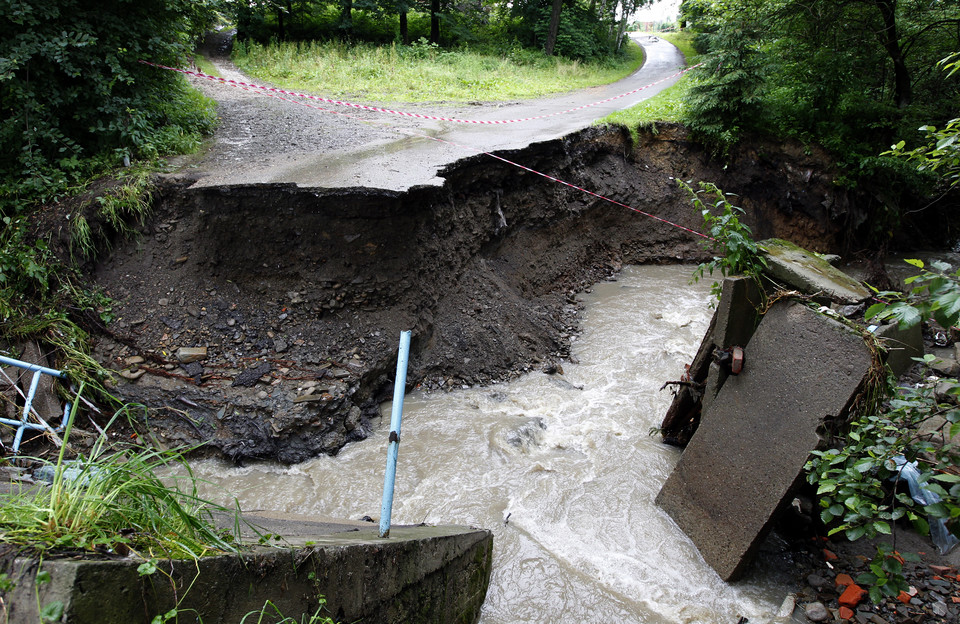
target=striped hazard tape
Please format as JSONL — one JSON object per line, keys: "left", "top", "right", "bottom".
{"left": 140, "top": 60, "right": 701, "bottom": 126}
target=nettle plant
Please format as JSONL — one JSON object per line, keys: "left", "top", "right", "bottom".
{"left": 806, "top": 258, "right": 960, "bottom": 603}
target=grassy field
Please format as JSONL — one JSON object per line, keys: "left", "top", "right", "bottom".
{"left": 231, "top": 39, "right": 646, "bottom": 102}
{"left": 598, "top": 31, "right": 700, "bottom": 128}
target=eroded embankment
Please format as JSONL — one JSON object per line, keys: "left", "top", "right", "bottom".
{"left": 90, "top": 123, "right": 852, "bottom": 463}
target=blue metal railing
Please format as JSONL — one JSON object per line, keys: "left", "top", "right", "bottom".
{"left": 0, "top": 353, "right": 73, "bottom": 453}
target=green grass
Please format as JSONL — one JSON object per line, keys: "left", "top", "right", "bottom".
{"left": 231, "top": 39, "right": 646, "bottom": 102}
{"left": 596, "top": 31, "right": 702, "bottom": 132}
{"left": 194, "top": 54, "right": 220, "bottom": 78}
{"left": 0, "top": 395, "right": 239, "bottom": 559}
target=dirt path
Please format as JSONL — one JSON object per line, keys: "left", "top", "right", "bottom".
{"left": 185, "top": 33, "right": 687, "bottom": 190}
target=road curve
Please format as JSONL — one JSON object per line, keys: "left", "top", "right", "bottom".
{"left": 187, "top": 35, "right": 687, "bottom": 191}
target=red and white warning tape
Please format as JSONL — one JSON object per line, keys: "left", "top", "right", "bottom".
{"left": 140, "top": 59, "right": 712, "bottom": 241}
{"left": 140, "top": 60, "right": 701, "bottom": 126}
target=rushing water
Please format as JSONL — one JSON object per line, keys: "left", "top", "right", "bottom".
{"left": 188, "top": 265, "right": 799, "bottom": 623}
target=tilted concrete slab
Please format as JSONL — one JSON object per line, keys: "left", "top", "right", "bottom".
{"left": 656, "top": 301, "right": 874, "bottom": 581}
{"left": 761, "top": 238, "right": 871, "bottom": 304}
{"left": 4, "top": 522, "right": 493, "bottom": 624}
{"left": 873, "top": 321, "right": 924, "bottom": 378}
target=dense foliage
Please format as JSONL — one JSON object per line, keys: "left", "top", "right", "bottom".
{"left": 678, "top": 0, "right": 960, "bottom": 210}
{"left": 0, "top": 0, "right": 218, "bottom": 211}
{"left": 226, "top": 0, "right": 647, "bottom": 61}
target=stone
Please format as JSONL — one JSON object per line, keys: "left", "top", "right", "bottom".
{"left": 838, "top": 605, "right": 855, "bottom": 620}
{"left": 807, "top": 573, "right": 830, "bottom": 590}
{"left": 835, "top": 573, "right": 855, "bottom": 587}
{"left": 233, "top": 362, "right": 272, "bottom": 388}
{"left": 760, "top": 239, "right": 871, "bottom": 304}
{"left": 176, "top": 346, "right": 208, "bottom": 364}
{"left": 804, "top": 601, "right": 831, "bottom": 622}
{"left": 19, "top": 341, "right": 63, "bottom": 424}
{"left": 930, "top": 355, "right": 960, "bottom": 377}
{"left": 839, "top": 583, "right": 867, "bottom": 608}
{"left": 655, "top": 301, "right": 874, "bottom": 581}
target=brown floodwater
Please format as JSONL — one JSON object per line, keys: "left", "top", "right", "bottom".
{"left": 187, "top": 265, "right": 801, "bottom": 623}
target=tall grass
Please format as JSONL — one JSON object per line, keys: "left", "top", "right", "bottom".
{"left": 231, "top": 38, "right": 645, "bottom": 102}
{"left": 0, "top": 391, "right": 239, "bottom": 559}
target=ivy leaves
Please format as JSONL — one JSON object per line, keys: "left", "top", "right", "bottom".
{"left": 805, "top": 374, "right": 960, "bottom": 601}
{"left": 866, "top": 259, "right": 960, "bottom": 330}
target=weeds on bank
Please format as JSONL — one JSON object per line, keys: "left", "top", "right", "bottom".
{"left": 231, "top": 38, "right": 644, "bottom": 102}
{"left": 678, "top": 179, "right": 767, "bottom": 300}
{"left": 804, "top": 259, "right": 960, "bottom": 602}
{"left": 240, "top": 598, "right": 339, "bottom": 624}
{"left": 0, "top": 389, "right": 239, "bottom": 559}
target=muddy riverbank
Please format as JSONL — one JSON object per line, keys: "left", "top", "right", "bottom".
{"left": 75, "top": 122, "right": 871, "bottom": 464}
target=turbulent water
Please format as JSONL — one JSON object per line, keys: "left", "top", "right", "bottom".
{"left": 188, "top": 265, "right": 799, "bottom": 624}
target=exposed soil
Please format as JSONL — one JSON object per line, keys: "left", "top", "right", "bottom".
{"left": 67, "top": 119, "right": 862, "bottom": 464}
{"left": 14, "top": 33, "right": 890, "bottom": 464}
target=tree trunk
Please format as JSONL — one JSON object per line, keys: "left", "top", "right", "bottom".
{"left": 872, "top": 0, "right": 911, "bottom": 107}
{"left": 340, "top": 0, "right": 353, "bottom": 35}
{"left": 276, "top": 6, "right": 285, "bottom": 39}
{"left": 400, "top": 9, "right": 409, "bottom": 45}
{"left": 545, "top": 0, "right": 563, "bottom": 55}
{"left": 430, "top": 0, "right": 440, "bottom": 43}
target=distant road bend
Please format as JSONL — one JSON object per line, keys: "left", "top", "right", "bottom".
{"left": 186, "top": 34, "right": 687, "bottom": 191}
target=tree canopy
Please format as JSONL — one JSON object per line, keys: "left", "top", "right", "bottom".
{"left": 678, "top": 0, "right": 960, "bottom": 240}
{"left": 680, "top": 0, "right": 960, "bottom": 155}
{"left": 0, "top": 0, "right": 218, "bottom": 210}
{"left": 227, "top": 0, "right": 649, "bottom": 60}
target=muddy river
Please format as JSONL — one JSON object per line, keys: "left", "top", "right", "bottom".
{"left": 187, "top": 265, "right": 798, "bottom": 623}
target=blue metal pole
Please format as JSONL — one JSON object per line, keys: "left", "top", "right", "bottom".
{"left": 380, "top": 330, "right": 412, "bottom": 539}
{"left": 0, "top": 354, "right": 65, "bottom": 379}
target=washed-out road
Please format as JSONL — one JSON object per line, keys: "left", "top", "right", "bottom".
{"left": 186, "top": 34, "right": 688, "bottom": 191}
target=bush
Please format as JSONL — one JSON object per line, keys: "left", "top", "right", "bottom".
{"left": 0, "top": 0, "right": 216, "bottom": 211}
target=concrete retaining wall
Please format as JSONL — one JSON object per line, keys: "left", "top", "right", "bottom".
{"left": 3, "top": 524, "right": 493, "bottom": 624}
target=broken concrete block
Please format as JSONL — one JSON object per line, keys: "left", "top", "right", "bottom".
{"left": 655, "top": 301, "right": 874, "bottom": 581}
{"left": 873, "top": 322, "right": 923, "bottom": 378}
{"left": 712, "top": 276, "right": 763, "bottom": 349}
{"left": 660, "top": 275, "right": 762, "bottom": 444}
{"left": 761, "top": 239, "right": 871, "bottom": 304}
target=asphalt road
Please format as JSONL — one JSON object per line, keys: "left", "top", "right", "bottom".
{"left": 189, "top": 34, "right": 688, "bottom": 192}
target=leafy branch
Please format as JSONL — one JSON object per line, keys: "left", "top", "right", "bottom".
{"left": 679, "top": 179, "right": 767, "bottom": 299}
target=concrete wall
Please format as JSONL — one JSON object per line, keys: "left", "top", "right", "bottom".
{"left": 3, "top": 525, "right": 493, "bottom": 624}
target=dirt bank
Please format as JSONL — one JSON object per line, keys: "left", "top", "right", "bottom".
{"left": 82, "top": 123, "right": 857, "bottom": 463}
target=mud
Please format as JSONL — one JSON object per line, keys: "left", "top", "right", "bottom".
{"left": 87, "top": 123, "right": 855, "bottom": 463}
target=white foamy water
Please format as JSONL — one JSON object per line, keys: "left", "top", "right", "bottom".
{"left": 187, "top": 265, "right": 798, "bottom": 623}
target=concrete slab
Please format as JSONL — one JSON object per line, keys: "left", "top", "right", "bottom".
{"left": 873, "top": 321, "right": 923, "bottom": 377}
{"left": 4, "top": 522, "right": 493, "bottom": 624}
{"left": 655, "top": 301, "right": 874, "bottom": 581}
{"left": 712, "top": 276, "right": 763, "bottom": 349}
{"left": 761, "top": 239, "right": 871, "bottom": 304}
